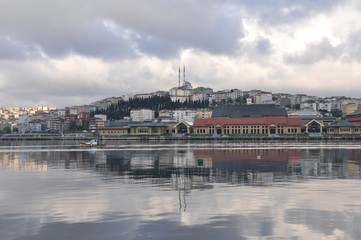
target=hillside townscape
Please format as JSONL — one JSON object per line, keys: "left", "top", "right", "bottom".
{"left": 1, "top": 74, "right": 361, "bottom": 139}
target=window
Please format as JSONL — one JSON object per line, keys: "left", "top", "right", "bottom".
{"left": 138, "top": 127, "right": 149, "bottom": 133}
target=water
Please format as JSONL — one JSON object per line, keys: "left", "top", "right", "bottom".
{"left": 1, "top": 140, "right": 361, "bottom": 240}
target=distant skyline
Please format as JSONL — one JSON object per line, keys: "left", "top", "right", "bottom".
{"left": 1, "top": 1, "right": 361, "bottom": 108}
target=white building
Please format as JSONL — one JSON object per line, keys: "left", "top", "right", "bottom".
{"left": 94, "top": 114, "right": 107, "bottom": 122}
{"left": 169, "top": 84, "right": 193, "bottom": 103}
{"left": 300, "top": 101, "right": 317, "bottom": 111}
{"left": 130, "top": 109, "right": 155, "bottom": 122}
{"left": 318, "top": 101, "right": 332, "bottom": 112}
{"left": 211, "top": 89, "right": 243, "bottom": 103}
{"left": 173, "top": 110, "right": 197, "bottom": 123}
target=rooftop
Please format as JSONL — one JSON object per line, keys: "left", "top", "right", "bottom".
{"left": 212, "top": 104, "right": 287, "bottom": 118}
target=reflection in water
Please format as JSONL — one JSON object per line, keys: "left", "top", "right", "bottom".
{"left": 97, "top": 147, "right": 361, "bottom": 186}
{"left": 1, "top": 143, "right": 361, "bottom": 239}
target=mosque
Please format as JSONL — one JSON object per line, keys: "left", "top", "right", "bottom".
{"left": 169, "top": 66, "right": 193, "bottom": 103}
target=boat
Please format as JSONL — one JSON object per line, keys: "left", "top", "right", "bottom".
{"left": 79, "top": 139, "right": 98, "bottom": 147}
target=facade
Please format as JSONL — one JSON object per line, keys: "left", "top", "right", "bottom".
{"left": 327, "top": 120, "right": 361, "bottom": 135}
{"left": 193, "top": 105, "right": 302, "bottom": 135}
{"left": 130, "top": 109, "right": 155, "bottom": 122}
{"left": 318, "top": 101, "right": 332, "bottom": 112}
{"left": 89, "top": 116, "right": 106, "bottom": 133}
{"left": 346, "top": 110, "right": 361, "bottom": 125}
{"left": 173, "top": 110, "right": 197, "bottom": 122}
{"left": 173, "top": 121, "right": 193, "bottom": 134}
{"left": 97, "top": 121, "right": 132, "bottom": 138}
{"left": 169, "top": 84, "right": 193, "bottom": 103}
{"left": 129, "top": 122, "right": 173, "bottom": 135}
{"left": 133, "top": 93, "right": 152, "bottom": 99}
{"left": 300, "top": 101, "right": 317, "bottom": 111}
{"left": 98, "top": 121, "right": 175, "bottom": 138}
{"left": 343, "top": 103, "right": 358, "bottom": 115}
{"left": 98, "top": 126, "right": 130, "bottom": 137}
{"left": 254, "top": 92, "right": 272, "bottom": 104}
{"left": 211, "top": 89, "right": 243, "bottom": 103}
{"left": 193, "top": 116, "right": 301, "bottom": 135}
{"left": 195, "top": 110, "right": 212, "bottom": 119}
{"left": 47, "top": 117, "right": 70, "bottom": 133}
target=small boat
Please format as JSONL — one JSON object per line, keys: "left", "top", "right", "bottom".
{"left": 79, "top": 139, "right": 98, "bottom": 147}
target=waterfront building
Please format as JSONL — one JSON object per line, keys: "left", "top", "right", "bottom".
{"left": 346, "top": 110, "right": 361, "bottom": 124}
{"left": 97, "top": 121, "right": 132, "bottom": 137}
{"left": 193, "top": 104, "right": 302, "bottom": 135}
{"left": 129, "top": 122, "right": 173, "bottom": 135}
{"left": 47, "top": 117, "right": 70, "bottom": 133}
{"left": 89, "top": 115, "right": 106, "bottom": 133}
{"left": 327, "top": 120, "right": 361, "bottom": 135}
{"left": 98, "top": 120, "right": 176, "bottom": 138}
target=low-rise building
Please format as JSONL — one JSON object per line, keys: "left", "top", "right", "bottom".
{"left": 346, "top": 110, "right": 361, "bottom": 125}
{"left": 98, "top": 121, "right": 132, "bottom": 137}
{"left": 327, "top": 120, "right": 361, "bottom": 135}
{"left": 193, "top": 105, "right": 302, "bottom": 135}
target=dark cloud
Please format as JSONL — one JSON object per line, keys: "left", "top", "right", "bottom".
{"left": 239, "top": 37, "right": 273, "bottom": 63}
{"left": 0, "top": 35, "right": 27, "bottom": 60}
{"left": 0, "top": 0, "right": 244, "bottom": 60}
{"left": 0, "top": 35, "right": 41, "bottom": 60}
{"left": 345, "top": 29, "right": 361, "bottom": 62}
{"left": 0, "top": 1, "right": 136, "bottom": 59}
{"left": 97, "top": 1, "right": 244, "bottom": 57}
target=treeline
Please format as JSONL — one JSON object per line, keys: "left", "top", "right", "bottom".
{"left": 95, "top": 95, "right": 209, "bottom": 120}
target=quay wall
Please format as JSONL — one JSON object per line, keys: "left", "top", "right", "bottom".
{"left": 2, "top": 133, "right": 361, "bottom": 141}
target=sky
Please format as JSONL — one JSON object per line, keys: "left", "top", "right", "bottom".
{"left": 1, "top": 0, "right": 361, "bottom": 108}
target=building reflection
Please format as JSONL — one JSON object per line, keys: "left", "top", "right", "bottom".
{"left": 1, "top": 147, "right": 360, "bottom": 184}
{"left": 0, "top": 150, "right": 106, "bottom": 172}
{"left": 96, "top": 148, "right": 361, "bottom": 187}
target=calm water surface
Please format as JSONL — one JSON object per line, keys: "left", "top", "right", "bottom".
{"left": 1, "top": 140, "right": 361, "bottom": 240}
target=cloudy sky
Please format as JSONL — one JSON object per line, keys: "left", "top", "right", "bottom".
{"left": 1, "top": 0, "right": 361, "bottom": 108}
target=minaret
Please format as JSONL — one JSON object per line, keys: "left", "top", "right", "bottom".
{"left": 178, "top": 67, "right": 181, "bottom": 87}
{"left": 183, "top": 65, "right": 186, "bottom": 86}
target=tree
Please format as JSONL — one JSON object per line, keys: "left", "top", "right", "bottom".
{"left": 95, "top": 94, "right": 210, "bottom": 120}
{"left": 2, "top": 127, "right": 11, "bottom": 134}
{"left": 331, "top": 109, "right": 342, "bottom": 118}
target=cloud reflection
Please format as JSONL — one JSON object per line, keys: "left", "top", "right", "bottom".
{"left": 1, "top": 144, "right": 361, "bottom": 239}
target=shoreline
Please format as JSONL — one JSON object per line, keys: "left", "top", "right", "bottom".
{"left": 2, "top": 133, "right": 361, "bottom": 141}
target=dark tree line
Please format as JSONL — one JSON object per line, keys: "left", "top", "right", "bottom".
{"left": 95, "top": 95, "right": 209, "bottom": 120}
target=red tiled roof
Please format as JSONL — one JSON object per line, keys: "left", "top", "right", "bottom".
{"left": 193, "top": 116, "right": 302, "bottom": 127}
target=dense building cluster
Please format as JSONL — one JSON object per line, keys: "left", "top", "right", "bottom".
{"left": 1, "top": 73, "right": 361, "bottom": 137}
